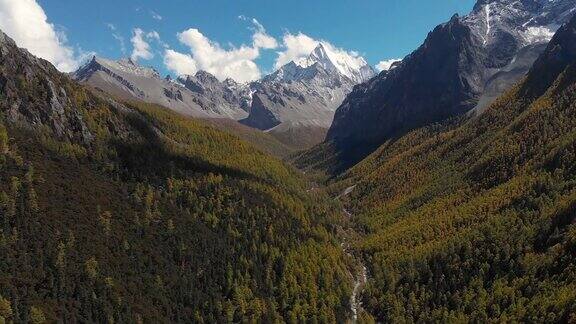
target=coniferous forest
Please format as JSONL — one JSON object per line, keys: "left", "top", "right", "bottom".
{"left": 0, "top": 32, "right": 352, "bottom": 322}
{"left": 320, "top": 16, "right": 576, "bottom": 323}
{"left": 2, "top": 0, "right": 576, "bottom": 323}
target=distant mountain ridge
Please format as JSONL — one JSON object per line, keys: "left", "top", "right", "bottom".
{"left": 74, "top": 56, "right": 249, "bottom": 120}
{"left": 74, "top": 43, "right": 375, "bottom": 150}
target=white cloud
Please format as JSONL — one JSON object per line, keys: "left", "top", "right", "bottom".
{"left": 376, "top": 58, "right": 401, "bottom": 72}
{"left": 0, "top": 0, "right": 86, "bottom": 72}
{"left": 151, "top": 10, "right": 162, "bottom": 21}
{"left": 147, "top": 31, "right": 161, "bottom": 40}
{"left": 251, "top": 18, "right": 278, "bottom": 50}
{"left": 164, "top": 19, "right": 279, "bottom": 83}
{"left": 130, "top": 28, "right": 161, "bottom": 61}
{"left": 175, "top": 28, "right": 260, "bottom": 82}
{"left": 274, "top": 32, "right": 319, "bottom": 69}
{"left": 146, "top": 30, "right": 169, "bottom": 49}
{"left": 162, "top": 17, "right": 279, "bottom": 82}
{"left": 164, "top": 49, "right": 197, "bottom": 76}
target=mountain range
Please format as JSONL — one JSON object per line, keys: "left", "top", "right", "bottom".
{"left": 73, "top": 0, "right": 576, "bottom": 161}
{"left": 74, "top": 43, "right": 375, "bottom": 150}
{"left": 73, "top": 57, "right": 251, "bottom": 119}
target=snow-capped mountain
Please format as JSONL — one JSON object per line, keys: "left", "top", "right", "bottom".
{"left": 294, "top": 43, "right": 375, "bottom": 84}
{"left": 326, "top": 0, "right": 576, "bottom": 170}
{"left": 73, "top": 43, "right": 375, "bottom": 149}
{"left": 240, "top": 43, "right": 375, "bottom": 147}
{"left": 460, "top": 0, "right": 576, "bottom": 113}
{"left": 461, "top": 0, "right": 575, "bottom": 113}
{"left": 73, "top": 57, "right": 249, "bottom": 119}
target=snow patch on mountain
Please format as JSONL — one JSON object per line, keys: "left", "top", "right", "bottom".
{"left": 483, "top": 3, "right": 491, "bottom": 45}
{"left": 465, "top": 0, "right": 574, "bottom": 48}
{"left": 523, "top": 25, "right": 557, "bottom": 43}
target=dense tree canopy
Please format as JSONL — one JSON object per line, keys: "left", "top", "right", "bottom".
{"left": 331, "top": 50, "right": 576, "bottom": 323}
{"left": 0, "top": 77, "right": 353, "bottom": 322}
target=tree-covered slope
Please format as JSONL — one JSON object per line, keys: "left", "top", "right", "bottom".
{"left": 333, "top": 15, "right": 576, "bottom": 323}
{"left": 199, "top": 118, "right": 297, "bottom": 159}
{"left": 0, "top": 30, "right": 353, "bottom": 323}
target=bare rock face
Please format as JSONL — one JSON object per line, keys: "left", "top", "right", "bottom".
{"left": 177, "top": 71, "right": 252, "bottom": 114}
{"left": 0, "top": 30, "right": 93, "bottom": 144}
{"left": 326, "top": 0, "right": 576, "bottom": 170}
{"left": 73, "top": 57, "right": 249, "bottom": 120}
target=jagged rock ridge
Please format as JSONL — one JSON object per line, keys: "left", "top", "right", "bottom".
{"left": 74, "top": 57, "right": 249, "bottom": 119}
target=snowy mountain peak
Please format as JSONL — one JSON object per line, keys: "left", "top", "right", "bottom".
{"left": 308, "top": 43, "right": 330, "bottom": 64}
{"left": 290, "top": 43, "right": 375, "bottom": 83}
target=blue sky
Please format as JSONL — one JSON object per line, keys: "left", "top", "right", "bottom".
{"left": 4, "top": 0, "right": 476, "bottom": 81}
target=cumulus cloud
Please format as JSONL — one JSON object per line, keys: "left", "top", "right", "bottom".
{"left": 376, "top": 58, "right": 402, "bottom": 72}
{"left": 273, "top": 33, "right": 319, "bottom": 69}
{"left": 163, "top": 19, "right": 278, "bottom": 83}
{"left": 0, "top": 0, "right": 87, "bottom": 72}
{"left": 164, "top": 49, "right": 197, "bottom": 76}
{"left": 130, "top": 28, "right": 163, "bottom": 61}
{"left": 250, "top": 18, "right": 278, "bottom": 49}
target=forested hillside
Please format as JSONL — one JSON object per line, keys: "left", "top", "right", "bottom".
{"left": 0, "top": 30, "right": 353, "bottom": 323}
{"left": 331, "top": 16, "right": 576, "bottom": 322}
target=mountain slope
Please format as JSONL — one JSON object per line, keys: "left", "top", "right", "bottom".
{"left": 0, "top": 29, "right": 354, "bottom": 323}
{"left": 74, "top": 57, "right": 249, "bottom": 119}
{"left": 200, "top": 118, "right": 297, "bottom": 158}
{"left": 331, "top": 15, "right": 576, "bottom": 322}
{"left": 323, "top": 0, "right": 576, "bottom": 173}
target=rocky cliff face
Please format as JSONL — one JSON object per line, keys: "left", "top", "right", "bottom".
{"left": 74, "top": 57, "right": 248, "bottom": 120}
{"left": 177, "top": 71, "right": 252, "bottom": 113}
{"left": 0, "top": 30, "right": 93, "bottom": 144}
{"left": 325, "top": 0, "right": 576, "bottom": 169}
